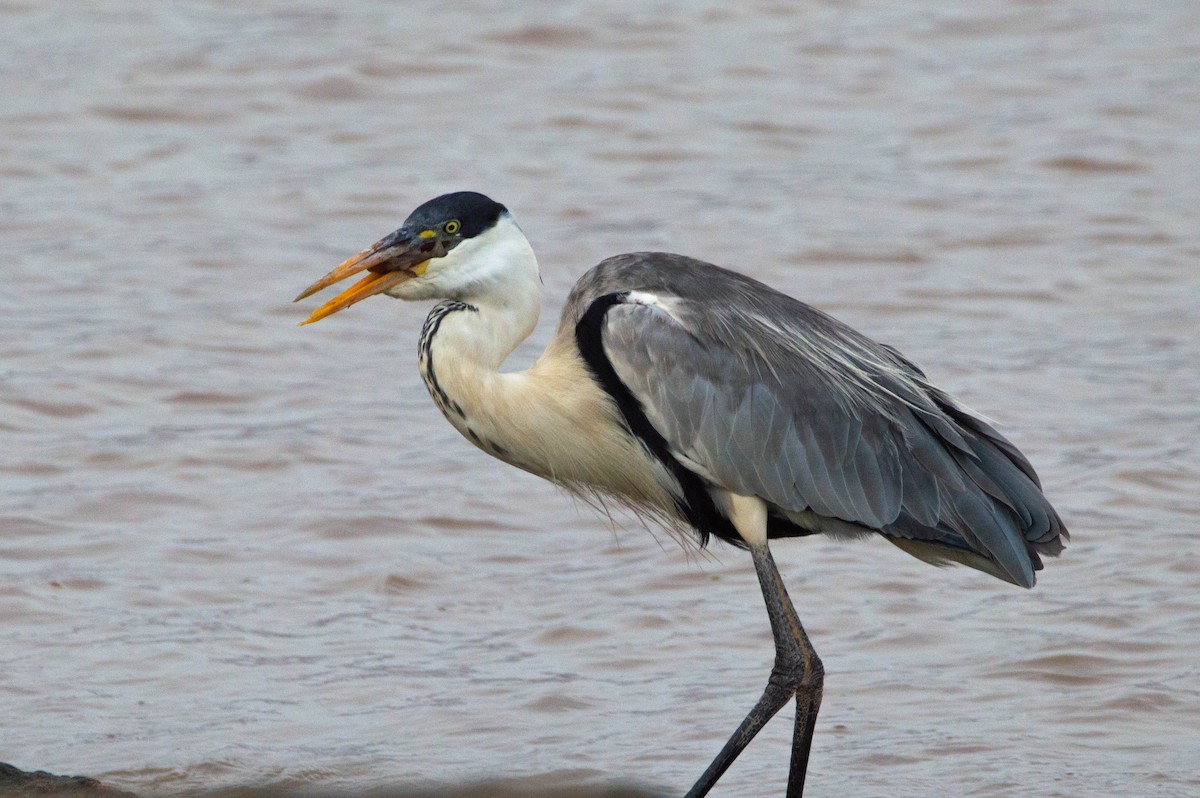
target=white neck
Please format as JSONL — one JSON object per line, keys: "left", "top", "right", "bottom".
{"left": 414, "top": 222, "right": 682, "bottom": 524}
{"left": 416, "top": 215, "right": 544, "bottom": 435}
{"left": 419, "top": 291, "right": 553, "bottom": 478}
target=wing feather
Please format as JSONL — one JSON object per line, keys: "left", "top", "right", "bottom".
{"left": 564, "top": 253, "right": 1067, "bottom": 586}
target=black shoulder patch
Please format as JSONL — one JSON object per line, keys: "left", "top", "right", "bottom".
{"left": 574, "top": 293, "right": 743, "bottom": 548}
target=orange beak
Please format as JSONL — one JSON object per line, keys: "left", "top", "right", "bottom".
{"left": 294, "top": 229, "right": 433, "bottom": 325}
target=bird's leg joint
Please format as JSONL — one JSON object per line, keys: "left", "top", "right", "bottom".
{"left": 770, "top": 648, "right": 824, "bottom": 695}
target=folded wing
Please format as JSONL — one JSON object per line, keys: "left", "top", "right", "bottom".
{"left": 566, "top": 253, "right": 1067, "bottom": 587}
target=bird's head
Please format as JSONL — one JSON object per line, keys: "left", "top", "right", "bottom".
{"left": 295, "top": 191, "right": 534, "bottom": 324}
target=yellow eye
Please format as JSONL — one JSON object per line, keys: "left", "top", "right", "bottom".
{"left": 443, "top": 220, "right": 461, "bottom": 235}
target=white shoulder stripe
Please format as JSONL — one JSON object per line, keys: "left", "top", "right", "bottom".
{"left": 625, "top": 290, "right": 687, "bottom": 324}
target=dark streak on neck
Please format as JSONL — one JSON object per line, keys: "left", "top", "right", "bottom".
{"left": 419, "top": 301, "right": 476, "bottom": 421}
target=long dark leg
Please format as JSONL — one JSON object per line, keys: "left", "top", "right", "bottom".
{"left": 684, "top": 541, "right": 824, "bottom": 798}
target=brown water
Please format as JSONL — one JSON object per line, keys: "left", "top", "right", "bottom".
{"left": 3, "top": 2, "right": 1199, "bottom": 796}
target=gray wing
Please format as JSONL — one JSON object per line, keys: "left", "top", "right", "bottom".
{"left": 564, "top": 253, "right": 1067, "bottom": 588}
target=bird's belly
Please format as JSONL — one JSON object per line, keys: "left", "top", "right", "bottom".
{"left": 445, "top": 397, "right": 685, "bottom": 529}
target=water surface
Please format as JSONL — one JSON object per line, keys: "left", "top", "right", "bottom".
{"left": 3, "top": 3, "right": 1199, "bottom": 796}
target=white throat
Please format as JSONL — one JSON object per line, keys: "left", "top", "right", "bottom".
{"left": 398, "top": 214, "right": 542, "bottom": 369}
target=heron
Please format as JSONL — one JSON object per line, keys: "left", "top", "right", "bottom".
{"left": 295, "top": 191, "right": 1067, "bottom": 797}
